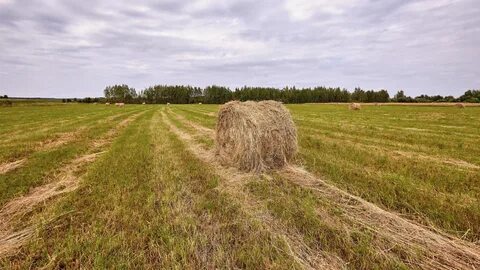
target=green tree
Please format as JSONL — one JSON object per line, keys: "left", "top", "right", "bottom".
{"left": 458, "top": 90, "right": 480, "bottom": 103}
{"left": 204, "top": 85, "right": 232, "bottom": 104}
{"left": 104, "top": 84, "right": 137, "bottom": 103}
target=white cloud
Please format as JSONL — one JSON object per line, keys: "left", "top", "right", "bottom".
{"left": 284, "top": 0, "right": 362, "bottom": 20}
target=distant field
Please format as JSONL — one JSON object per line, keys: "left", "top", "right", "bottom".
{"left": 0, "top": 98, "right": 63, "bottom": 106}
{"left": 1, "top": 103, "right": 479, "bottom": 269}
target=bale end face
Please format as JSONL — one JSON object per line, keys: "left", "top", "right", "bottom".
{"left": 215, "top": 100, "right": 298, "bottom": 173}
{"left": 349, "top": 103, "right": 361, "bottom": 110}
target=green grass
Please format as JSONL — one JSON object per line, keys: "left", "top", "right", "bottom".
{"left": 170, "top": 104, "right": 480, "bottom": 241}
{"left": 3, "top": 108, "right": 299, "bottom": 269}
{"left": 0, "top": 105, "right": 145, "bottom": 206}
{"left": 1, "top": 103, "right": 479, "bottom": 268}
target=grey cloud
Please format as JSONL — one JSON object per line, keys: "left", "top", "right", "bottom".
{"left": 0, "top": 0, "right": 479, "bottom": 98}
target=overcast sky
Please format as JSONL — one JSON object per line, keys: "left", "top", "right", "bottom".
{"left": 0, "top": 0, "right": 479, "bottom": 98}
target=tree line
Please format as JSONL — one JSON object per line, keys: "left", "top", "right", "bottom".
{"left": 79, "top": 84, "right": 480, "bottom": 104}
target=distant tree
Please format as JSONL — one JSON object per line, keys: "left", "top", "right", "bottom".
{"left": 104, "top": 84, "right": 137, "bottom": 103}
{"left": 394, "top": 90, "right": 406, "bottom": 100}
{"left": 351, "top": 87, "right": 367, "bottom": 102}
{"left": 99, "top": 83, "right": 472, "bottom": 104}
{"left": 393, "top": 90, "right": 414, "bottom": 102}
{"left": 458, "top": 90, "right": 480, "bottom": 103}
{"left": 377, "top": 90, "right": 390, "bottom": 102}
{"left": 204, "top": 85, "right": 232, "bottom": 104}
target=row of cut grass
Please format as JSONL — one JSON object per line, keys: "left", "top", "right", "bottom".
{"left": 3, "top": 107, "right": 300, "bottom": 269}
{"left": 171, "top": 104, "right": 480, "bottom": 242}
{"left": 0, "top": 106, "right": 149, "bottom": 206}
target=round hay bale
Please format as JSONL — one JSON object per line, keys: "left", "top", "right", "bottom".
{"left": 349, "top": 103, "right": 361, "bottom": 110}
{"left": 215, "top": 100, "right": 297, "bottom": 173}
{"left": 455, "top": 103, "right": 465, "bottom": 108}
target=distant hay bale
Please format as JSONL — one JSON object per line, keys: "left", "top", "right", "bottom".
{"left": 216, "top": 100, "right": 297, "bottom": 173}
{"left": 142, "top": 102, "right": 146, "bottom": 105}
{"left": 349, "top": 103, "right": 361, "bottom": 110}
{"left": 105, "top": 102, "right": 110, "bottom": 105}
{"left": 115, "top": 102, "right": 125, "bottom": 107}
{"left": 167, "top": 102, "right": 170, "bottom": 105}
{"left": 198, "top": 102, "right": 202, "bottom": 105}
{"left": 455, "top": 103, "right": 466, "bottom": 108}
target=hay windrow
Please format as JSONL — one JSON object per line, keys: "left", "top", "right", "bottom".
{"left": 0, "top": 159, "right": 26, "bottom": 175}
{"left": 161, "top": 111, "right": 344, "bottom": 269}
{"left": 171, "top": 110, "right": 480, "bottom": 269}
{"left": 0, "top": 112, "right": 144, "bottom": 258}
{"left": 215, "top": 101, "right": 298, "bottom": 173}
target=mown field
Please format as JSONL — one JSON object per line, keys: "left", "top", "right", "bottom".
{"left": 1, "top": 103, "right": 479, "bottom": 269}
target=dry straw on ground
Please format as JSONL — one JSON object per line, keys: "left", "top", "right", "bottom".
{"left": 349, "top": 103, "right": 361, "bottom": 110}
{"left": 456, "top": 103, "right": 466, "bottom": 108}
{"left": 167, "top": 110, "right": 480, "bottom": 269}
{"left": 215, "top": 100, "right": 297, "bottom": 173}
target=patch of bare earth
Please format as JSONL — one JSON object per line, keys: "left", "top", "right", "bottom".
{"left": 168, "top": 111, "right": 480, "bottom": 270}
{"left": 0, "top": 112, "right": 143, "bottom": 258}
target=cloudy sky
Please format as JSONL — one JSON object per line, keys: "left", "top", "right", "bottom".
{"left": 0, "top": 0, "right": 479, "bottom": 98}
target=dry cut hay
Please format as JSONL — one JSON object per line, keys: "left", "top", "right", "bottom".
{"left": 216, "top": 100, "right": 297, "bottom": 173}
{"left": 115, "top": 102, "right": 125, "bottom": 107}
{"left": 349, "top": 103, "right": 361, "bottom": 110}
{"left": 455, "top": 103, "right": 466, "bottom": 108}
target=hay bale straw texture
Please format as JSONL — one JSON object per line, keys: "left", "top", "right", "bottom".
{"left": 216, "top": 100, "right": 298, "bottom": 173}
{"left": 349, "top": 103, "right": 361, "bottom": 110}
{"left": 455, "top": 103, "right": 466, "bottom": 108}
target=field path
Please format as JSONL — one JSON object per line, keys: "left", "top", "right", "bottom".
{"left": 167, "top": 109, "right": 480, "bottom": 269}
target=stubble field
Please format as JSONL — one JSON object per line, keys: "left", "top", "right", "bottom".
{"left": 1, "top": 103, "right": 479, "bottom": 269}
